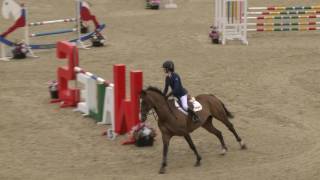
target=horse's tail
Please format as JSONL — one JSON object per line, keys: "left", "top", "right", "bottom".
{"left": 210, "top": 94, "right": 234, "bottom": 119}
{"left": 222, "top": 102, "right": 234, "bottom": 119}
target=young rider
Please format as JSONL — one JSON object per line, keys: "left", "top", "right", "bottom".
{"left": 162, "top": 60, "right": 200, "bottom": 123}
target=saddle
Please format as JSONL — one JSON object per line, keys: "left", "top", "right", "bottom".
{"left": 174, "top": 96, "right": 202, "bottom": 115}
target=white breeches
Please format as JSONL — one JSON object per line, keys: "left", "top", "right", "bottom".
{"left": 180, "top": 95, "right": 188, "bottom": 111}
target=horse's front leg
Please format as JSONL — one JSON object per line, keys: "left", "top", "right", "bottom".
{"left": 159, "top": 134, "right": 172, "bottom": 174}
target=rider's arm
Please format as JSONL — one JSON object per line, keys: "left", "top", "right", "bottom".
{"left": 172, "top": 74, "right": 182, "bottom": 96}
{"left": 163, "top": 76, "right": 170, "bottom": 96}
{"left": 166, "top": 92, "right": 173, "bottom": 99}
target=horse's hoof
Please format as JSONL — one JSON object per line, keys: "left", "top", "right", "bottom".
{"left": 220, "top": 148, "right": 227, "bottom": 155}
{"left": 240, "top": 141, "right": 247, "bottom": 150}
{"left": 159, "top": 168, "right": 166, "bottom": 174}
{"left": 194, "top": 161, "right": 201, "bottom": 167}
{"left": 241, "top": 144, "right": 247, "bottom": 150}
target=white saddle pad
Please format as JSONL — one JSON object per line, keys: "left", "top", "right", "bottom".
{"left": 174, "top": 97, "right": 203, "bottom": 115}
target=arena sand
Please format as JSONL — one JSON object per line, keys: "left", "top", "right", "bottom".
{"left": 1, "top": 0, "right": 320, "bottom": 179}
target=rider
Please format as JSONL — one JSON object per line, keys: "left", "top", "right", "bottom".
{"left": 162, "top": 60, "right": 200, "bottom": 123}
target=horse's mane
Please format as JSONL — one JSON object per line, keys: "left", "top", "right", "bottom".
{"left": 144, "top": 86, "right": 177, "bottom": 119}
{"left": 145, "top": 86, "right": 165, "bottom": 97}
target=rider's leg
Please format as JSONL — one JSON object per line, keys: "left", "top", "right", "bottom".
{"left": 180, "top": 95, "right": 200, "bottom": 123}
{"left": 180, "top": 95, "right": 188, "bottom": 112}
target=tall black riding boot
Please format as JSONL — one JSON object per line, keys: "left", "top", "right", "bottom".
{"left": 187, "top": 108, "right": 200, "bottom": 123}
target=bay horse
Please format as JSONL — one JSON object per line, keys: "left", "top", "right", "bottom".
{"left": 140, "top": 86, "right": 247, "bottom": 174}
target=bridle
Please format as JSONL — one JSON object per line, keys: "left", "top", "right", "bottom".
{"left": 141, "top": 97, "right": 158, "bottom": 122}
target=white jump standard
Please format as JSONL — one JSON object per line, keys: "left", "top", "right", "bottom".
{"left": 214, "top": 0, "right": 248, "bottom": 45}
{"left": 212, "top": 0, "right": 320, "bottom": 45}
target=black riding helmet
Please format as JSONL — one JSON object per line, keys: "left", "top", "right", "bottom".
{"left": 162, "top": 60, "right": 175, "bottom": 72}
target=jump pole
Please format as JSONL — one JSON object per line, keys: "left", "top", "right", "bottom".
{"left": 248, "top": 27, "right": 320, "bottom": 32}
{"left": 247, "top": 15, "right": 320, "bottom": 20}
{"left": 247, "top": 10, "right": 320, "bottom": 15}
{"left": 24, "top": 6, "right": 37, "bottom": 58}
{"left": 75, "top": 0, "right": 88, "bottom": 49}
{"left": 30, "top": 28, "right": 78, "bottom": 37}
{"left": 25, "top": 0, "right": 88, "bottom": 50}
{"left": 247, "top": 21, "right": 320, "bottom": 27}
{"left": 28, "top": 18, "right": 77, "bottom": 26}
{"left": 248, "top": 6, "right": 320, "bottom": 11}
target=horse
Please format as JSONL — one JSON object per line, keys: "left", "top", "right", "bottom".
{"left": 140, "top": 86, "right": 247, "bottom": 174}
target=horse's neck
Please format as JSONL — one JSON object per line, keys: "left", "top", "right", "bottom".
{"left": 150, "top": 93, "right": 189, "bottom": 134}
{"left": 150, "top": 92, "right": 174, "bottom": 121}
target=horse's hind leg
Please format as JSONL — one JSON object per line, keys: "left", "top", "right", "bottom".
{"left": 184, "top": 134, "right": 202, "bottom": 167}
{"left": 217, "top": 116, "right": 247, "bottom": 149}
{"left": 202, "top": 117, "right": 228, "bottom": 155}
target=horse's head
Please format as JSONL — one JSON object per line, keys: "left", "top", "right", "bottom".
{"left": 140, "top": 86, "right": 166, "bottom": 122}
{"left": 2, "top": 0, "right": 22, "bottom": 20}
{"left": 140, "top": 89, "right": 154, "bottom": 122}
